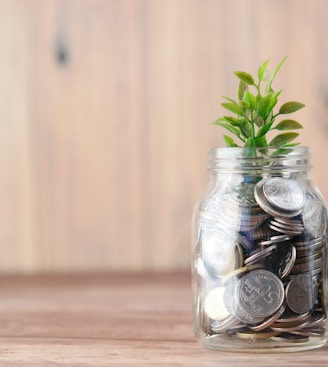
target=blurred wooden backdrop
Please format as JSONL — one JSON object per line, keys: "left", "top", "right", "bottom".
{"left": 0, "top": 0, "right": 328, "bottom": 273}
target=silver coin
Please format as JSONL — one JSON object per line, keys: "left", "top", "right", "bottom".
{"left": 271, "top": 333, "right": 309, "bottom": 343}
{"left": 258, "top": 234, "right": 290, "bottom": 246}
{"left": 280, "top": 245, "right": 297, "bottom": 278}
{"left": 211, "top": 315, "right": 242, "bottom": 333}
{"left": 290, "top": 258, "right": 322, "bottom": 275}
{"left": 269, "top": 223, "right": 302, "bottom": 236}
{"left": 244, "top": 245, "right": 277, "bottom": 265}
{"left": 235, "top": 269, "right": 285, "bottom": 319}
{"left": 285, "top": 274, "right": 317, "bottom": 313}
{"left": 248, "top": 304, "right": 286, "bottom": 331}
{"left": 274, "top": 217, "right": 304, "bottom": 227}
{"left": 230, "top": 182, "right": 258, "bottom": 207}
{"left": 204, "top": 286, "right": 231, "bottom": 321}
{"left": 302, "top": 198, "right": 327, "bottom": 238}
{"left": 262, "top": 178, "right": 305, "bottom": 213}
{"left": 275, "top": 310, "right": 311, "bottom": 324}
{"left": 202, "top": 230, "right": 241, "bottom": 277}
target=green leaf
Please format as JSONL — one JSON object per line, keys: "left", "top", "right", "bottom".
{"left": 214, "top": 120, "right": 241, "bottom": 136}
{"left": 279, "top": 101, "right": 305, "bottom": 114}
{"left": 245, "top": 137, "right": 256, "bottom": 148}
{"left": 223, "top": 135, "right": 238, "bottom": 147}
{"left": 257, "top": 93, "right": 273, "bottom": 118}
{"left": 269, "top": 132, "right": 299, "bottom": 146}
{"left": 275, "top": 119, "right": 303, "bottom": 130}
{"left": 219, "top": 116, "right": 240, "bottom": 125}
{"left": 239, "top": 118, "right": 252, "bottom": 138}
{"left": 221, "top": 95, "right": 237, "bottom": 103}
{"left": 221, "top": 102, "right": 243, "bottom": 115}
{"left": 234, "top": 71, "right": 255, "bottom": 85}
{"left": 238, "top": 80, "right": 248, "bottom": 100}
{"left": 258, "top": 59, "right": 270, "bottom": 82}
{"left": 256, "top": 121, "right": 274, "bottom": 137}
{"left": 244, "top": 91, "right": 257, "bottom": 111}
{"left": 269, "top": 90, "right": 282, "bottom": 110}
{"left": 254, "top": 135, "right": 267, "bottom": 147}
{"left": 268, "top": 56, "right": 288, "bottom": 90}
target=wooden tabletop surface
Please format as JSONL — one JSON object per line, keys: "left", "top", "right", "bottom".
{"left": 0, "top": 272, "right": 327, "bottom": 366}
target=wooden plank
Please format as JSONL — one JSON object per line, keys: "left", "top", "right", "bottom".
{"left": 0, "top": 273, "right": 327, "bottom": 366}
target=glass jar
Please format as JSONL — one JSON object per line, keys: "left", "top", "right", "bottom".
{"left": 192, "top": 147, "right": 328, "bottom": 352}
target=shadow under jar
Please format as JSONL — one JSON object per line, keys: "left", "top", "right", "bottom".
{"left": 192, "top": 147, "right": 328, "bottom": 352}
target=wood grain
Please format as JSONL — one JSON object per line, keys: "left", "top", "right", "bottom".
{"left": 0, "top": 272, "right": 327, "bottom": 366}
{"left": 0, "top": 0, "right": 328, "bottom": 272}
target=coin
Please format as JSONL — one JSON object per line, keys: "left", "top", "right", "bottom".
{"left": 302, "top": 197, "right": 327, "bottom": 238}
{"left": 262, "top": 178, "right": 305, "bottom": 213}
{"left": 255, "top": 178, "right": 305, "bottom": 218}
{"left": 258, "top": 234, "right": 290, "bottom": 246}
{"left": 204, "top": 287, "right": 230, "bottom": 321}
{"left": 202, "top": 230, "right": 242, "bottom": 277}
{"left": 275, "top": 310, "right": 311, "bottom": 324}
{"left": 211, "top": 315, "right": 242, "bottom": 333}
{"left": 236, "top": 328, "right": 279, "bottom": 340}
{"left": 221, "top": 264, "right": 263, "bottom": 286}
{"left": 268, "top": 244, "right": 296, "bottom": 279}
{"left": 285, "top": 274, "right": 317, "bottom": 313}
{"left": 244, "top": 245, "right": 277, "bottom": 265}
{"left": 235, "top": 269, "right": 285, "bottom": 319}
{"left": 290, "top": 258, "right": 322, "bottom": 275}
{"left": 271, "top": 333, "right": 309, "bottom": 343}
{"left": 249, "top": 304, "right": 286, "bottom": 331}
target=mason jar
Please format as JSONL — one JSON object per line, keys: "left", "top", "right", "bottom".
{"left": 192, "top": 146, "right": 328, "bottom": 352}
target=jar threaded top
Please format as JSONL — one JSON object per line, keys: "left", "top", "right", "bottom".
{"left": 208, "top": 147, "right": 312, "bottom": 174}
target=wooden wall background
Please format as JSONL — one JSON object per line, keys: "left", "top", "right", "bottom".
{"left": 0, "top": 0, "right": 328, "bottom": 273}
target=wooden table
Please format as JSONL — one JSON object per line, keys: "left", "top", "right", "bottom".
{"left": 0, "top": 272, "right": 327, "bottom": 366}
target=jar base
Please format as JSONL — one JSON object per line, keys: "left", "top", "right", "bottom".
{"left": 198, "top": 334, "right": 328, "bottom": 353}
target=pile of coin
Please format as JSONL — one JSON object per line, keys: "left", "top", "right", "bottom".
{"left": 197, "top": 176, "right": 327, "bottom": 343}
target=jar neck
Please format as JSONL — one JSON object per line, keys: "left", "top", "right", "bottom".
{"left": 208, "top": 147, "right": 312, "bottom": 176}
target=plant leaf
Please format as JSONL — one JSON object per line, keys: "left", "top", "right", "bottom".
{"left": 223, "top": 135, "right": 238, "bottom": 147}
{"left": 234, "top": 71, "right": 255, "bottom": 86}
{"left": 279, "top": 101, "right": 305, "bottom": 114}
{"left": 257, "top": 93, "right": 273, "bottom": 118}
{"left": 257, "top": 121, "right": 274, "bottom": 137}
{"left": 221, "top": 102, "right": 243, "bottom": 115}
{"left": 244, "top": 137, "right": 256, "bottom": 147}
{"left": 275, "top": 119, "right": 303, "bottom": 130}
{"left": 221, "top": 95, "right": 237, "bottom": 103}
{"left": 239, "top": 118, "right": 252, "bottom": 138}
{"left": 267, "top": 56, "right": 287, "bottom": 90}
{"left": 220, "top": 116, "right": 240, "bottom": 125}
{"left": 254, "top": 135, "right": 267, "bottom": 147}
{"left": 269, "top": 90, "right": 282, "bottom": 110}
{"left": 214, "top": 120, "right": 241, "bottom": 136}
{"left": 238, "top": 80, "right": 248, "bottom": 100}
{"left": 244, "top": 90, "right": 257, "bottom": 111}
{"left": 258, "top": 59, "right": 270, "bottom": 82}
{"left": 269, "top": 132, "right": 299, "bottom": 146}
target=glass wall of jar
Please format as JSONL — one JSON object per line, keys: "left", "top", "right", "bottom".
{"left": 192, "top": 147, "right": 328, "bottom": 352}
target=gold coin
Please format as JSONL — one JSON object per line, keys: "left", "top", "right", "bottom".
{"left": 236, "top": 329, "right": 279, "bottom": 340}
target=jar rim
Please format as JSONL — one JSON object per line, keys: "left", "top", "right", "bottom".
{"left": 208, "top": 146, "right": 311, "bottom": 172}
{"left": 209, "top": 146, "right": 310, "bottom": 158}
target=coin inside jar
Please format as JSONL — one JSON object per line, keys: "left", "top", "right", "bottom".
{"left": 201, "top": 230, "right": 243, "bottom": 277}
{"left": 235, "top": 269, "right": 285, "bottom": 319}
{"left": 262, "top": 178, "right": 305, "bottom": 212}
{"left": 255, "top": 178, "right": 305, "bottom": 218}
{"left": 204, "top": 287, "right": 230, "bottom": 321}
{"left": 285, "top": 274, "right": 317, "bottom": 314}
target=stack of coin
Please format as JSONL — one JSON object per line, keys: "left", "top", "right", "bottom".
{"left": 197, "top": 175, "right": 327, "bottom": 342}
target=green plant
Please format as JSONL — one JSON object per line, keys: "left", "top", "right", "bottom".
{"left": 213, "top": 57, "right": 305, "bottom": 148}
